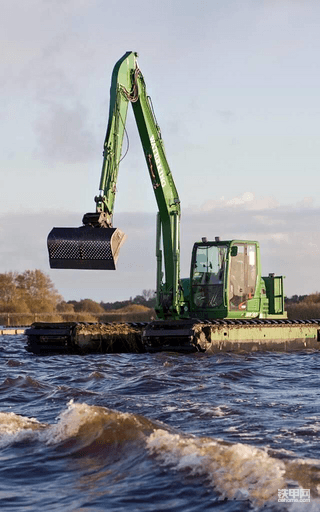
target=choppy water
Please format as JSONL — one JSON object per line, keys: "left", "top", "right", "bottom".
{"left": 1, "top": 335, "right": 320, "bottom": 511}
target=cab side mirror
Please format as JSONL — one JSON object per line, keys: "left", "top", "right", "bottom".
{"left": 231, "top": 246, "right": 238, "bottom": 257}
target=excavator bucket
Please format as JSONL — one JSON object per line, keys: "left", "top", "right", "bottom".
{"left": 47, "top": 226, "right": 126, "bottom": 270}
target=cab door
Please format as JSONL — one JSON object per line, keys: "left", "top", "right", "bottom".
{"left": 191, "top": 244, "right": 227, "bottom": 310}
{"left": 229, "top": 243, "right": 257, "bottom": 311}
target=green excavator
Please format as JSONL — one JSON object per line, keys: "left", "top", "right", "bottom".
{"left": 47, "top": 51, "right": 285, "bottom": 321}
{"left": 27, "top": 52, "right": 320, "bottom": 354}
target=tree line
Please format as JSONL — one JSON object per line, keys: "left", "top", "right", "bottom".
{"left": 1, "top": 269, "right": 320, "bottom": 325}
{"left": 60, "top": 289, "right": 156, "bottom": 313}
{"left": 0, "top": 270, "right": 156, "bottom": 325}
{"left": 0, "top": 270, "right": 62, "bottom": 315}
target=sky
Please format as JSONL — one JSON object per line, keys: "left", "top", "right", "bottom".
{"left": 1, "top": 0, "right": 320, "bottom": 302}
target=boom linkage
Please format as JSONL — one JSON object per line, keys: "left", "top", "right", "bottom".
{"left": 95, "top": 52, "right": 183, "bottom": 317}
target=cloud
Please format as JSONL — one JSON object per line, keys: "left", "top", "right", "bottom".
{"left": 2, "top": 2, "right": 320, "bottom": 303}
{"left": 200, "top": 192, "right": 279, "bottom": 211}
{"left": 34, "top": 102, "right": 97, "bottom": 164}
{"left": 254, "top": 215, "right": 286, "bottom": 227}
{"left": 0, "top": 197, "right": 320, "bottom": 301}
{"left": 216, "top": 110, "right": 236, "bottom": 123}
{"left": 0, "top": 211, "right": 157, "bottom": 302}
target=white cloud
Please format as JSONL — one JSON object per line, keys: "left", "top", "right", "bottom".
{"left": 200, "top": 192, "right": 279, "bottom": 212}
{"left": 34, "top": 103, "right": 97, "bottom": 164}
{"left": 0, "top": 199, "right": 320, "bottom": 301}
{"left": 1, "top": 0, "right": 320, "bottom": 303}
{"left": 270, "top": 233, "right": 289, "bottom": 244}
{"left": 254, "top": 215, "right": 286, "bottom": 227}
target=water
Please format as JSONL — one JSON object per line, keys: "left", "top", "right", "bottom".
{"left": 1, "top": 335, "right": 320, "bottom": 511}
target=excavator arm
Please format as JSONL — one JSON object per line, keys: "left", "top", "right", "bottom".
{"left": 94, "top": 52, "right": 135, "bottom": 224}
{"left": 47, "top": 52, "right": 183, "bottom": 317}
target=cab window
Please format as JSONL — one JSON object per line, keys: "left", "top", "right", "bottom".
{"left": 229, "top": 243, "right": 257, "bottom": 310}
{"left": 192, "top": 245, "right": 227, "bottom": 309}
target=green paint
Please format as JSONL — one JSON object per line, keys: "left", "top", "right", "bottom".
{"left": 96, "top": 53, "right": 288, "bottom": 325}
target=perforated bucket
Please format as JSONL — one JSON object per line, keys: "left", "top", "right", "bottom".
{"left": 47, "top": 226, "right": 126, "bottom": 270}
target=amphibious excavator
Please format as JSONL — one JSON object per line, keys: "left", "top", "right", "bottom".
{"left": 26, "top": 52, "right": 320, "bottom": 354}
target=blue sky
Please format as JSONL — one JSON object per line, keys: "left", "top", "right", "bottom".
{"left": 1, "top": 0, "right": 320, "bottom": 301}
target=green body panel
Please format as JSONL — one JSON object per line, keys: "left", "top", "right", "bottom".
{"left": 94, "top": 52, "right": 287, "bottom": 322}
{"left": 192, "top": 322, "right": 320, "bottom": 354}
{"left": 188, "top": 240, "right": 287, "bottom": 320}
{"left": 263, "top": 275, "right": 285, "bottom": 315}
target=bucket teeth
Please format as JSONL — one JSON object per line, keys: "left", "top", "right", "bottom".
{"left": 47, "top": 226, "right": 126, "bottom": 270}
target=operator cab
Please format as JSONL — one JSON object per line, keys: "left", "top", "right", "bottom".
{"left": 191, "top": 243, "right": 227, "bottom": 309}
{"left": 190, "top": 240, "right": 259, "bottom": 316}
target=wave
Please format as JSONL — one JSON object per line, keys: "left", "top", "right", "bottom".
{"left": 0, "top": 401, "right": 320, "bottom": 508}
{"left": 0, "top": 375, "right": 50, "bottom": 391}
{"left": 0, "top": 411, "right": 46, "bottom": 436}
{"left": 0, "top": 410, "right": 46, "bottom": 448}
{"left": 146, "top": 429, "right": 285, "bottom": 504}
{"left": 46, "top": 400, "right": 157, "bottom": 452}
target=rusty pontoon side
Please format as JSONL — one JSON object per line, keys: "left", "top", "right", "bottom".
{"left": 25, "top": 318, "right": 320, "bottom": 354}
{"left": 25, "top": 322, "right": 146, "bottom": 354}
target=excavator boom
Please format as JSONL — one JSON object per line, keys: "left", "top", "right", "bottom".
{"left": 47, "top": 52, "right": 182, "bottom": 316}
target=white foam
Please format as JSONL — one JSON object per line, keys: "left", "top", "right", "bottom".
{"left": 0, "top": 411, "right": 46, "bottom": 447}
{"left": 0, "top": 412, "right": 44, "bottom": 435}
{"left": 45, "top": 400, "right": 135, "bottom": 445}
{"left": 210, "top": 405, "right": 229, "bottom": 417}
{"left": 146, "top": 429, "right": 286, "bottom": 504}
